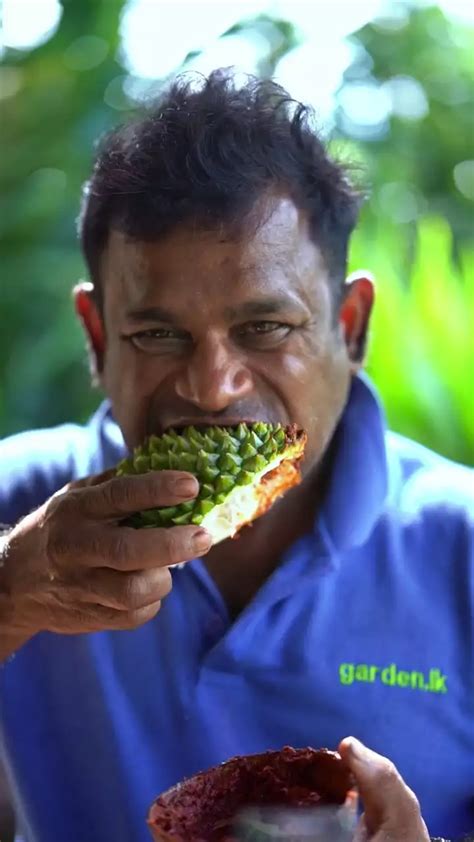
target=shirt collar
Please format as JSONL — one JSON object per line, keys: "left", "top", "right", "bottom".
{"left": 89, "top": 400, "right": 126, "bottom": 471}
{"left": 316, "top": 372, "right": 389, "bottom": 554}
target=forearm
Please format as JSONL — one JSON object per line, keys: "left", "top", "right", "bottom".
{"left": 0, "top": 529, "right": 34, "bottom": 662}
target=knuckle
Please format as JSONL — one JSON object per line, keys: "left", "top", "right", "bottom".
{"left": 43, "top": 494, "right": 65, "bottom": 527}
{"left": 378, "top": 758, "right": 399, "bottom": 787}
{"left": 109, "top": 532, "right": 131, "bottom": 566}
{"left": 43, "top": 489, "right": 85, "bottom": 552}
{"left": 106, "top": 477, "right": 132, "bottom": 512}
{"left": 162, "top": 528, "right": 187, "bottom": 565}
{"left": 52, "top": 488, "right": 80, "bottom": 518}
{"left": 121, "top": 573, "right": 144, "bottom": 609}
{"left": 122, "top": 569, "right": 172, "bottom": 610}
{"left": 87, "top": 530, "right": 108, "bottom": 563}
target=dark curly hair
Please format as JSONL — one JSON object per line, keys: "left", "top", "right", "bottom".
{"left": 78, "top": 69, "right": 362, "bottom": 307}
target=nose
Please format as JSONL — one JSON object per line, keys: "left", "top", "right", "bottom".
{"left": 175, "top": 335, "right": 254, "bottom": 412}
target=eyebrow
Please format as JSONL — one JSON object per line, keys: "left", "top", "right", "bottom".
{"left": 224, "top": 297, "right": 299, "bottom": 321}
{"left": 125, "top": 306, "right": 176, "bottom": 324}
{"left": 124, "top": 296, "right": 301, "bottom": 325}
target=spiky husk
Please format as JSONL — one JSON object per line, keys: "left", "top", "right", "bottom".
{"left": 116, "top": 422, "right": 306, "bottom": 544}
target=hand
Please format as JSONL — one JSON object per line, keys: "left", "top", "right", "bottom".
{"left": 338, "top": 737, "right": 430, "bottom": 842}
{"left": 0, "top": 469, "right": 212, "bottom": 645}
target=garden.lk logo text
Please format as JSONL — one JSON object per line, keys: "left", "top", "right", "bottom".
{"left": 339, "top": 662, "right": 447, "bottom": 693}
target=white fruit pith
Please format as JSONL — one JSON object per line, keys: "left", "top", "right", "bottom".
{"left": 199, "top": 443, "right": 303, "bottom": 543}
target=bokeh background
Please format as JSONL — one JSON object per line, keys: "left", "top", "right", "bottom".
{"left": 1, "top": 0, "right": 473, "bottom": 465}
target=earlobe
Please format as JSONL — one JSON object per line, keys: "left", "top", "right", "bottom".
{"left": 339, "top": 273, "right": 375, "bottom": 368}
{"left": 73, "top": 282, "right": 106, "bottom": 380}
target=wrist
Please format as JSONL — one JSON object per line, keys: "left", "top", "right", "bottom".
{"left": 0, "top": 526, "right": 36, "bottom": 658}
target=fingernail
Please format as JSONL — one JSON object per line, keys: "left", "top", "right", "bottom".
{"left": 174, "top": 476, "right": 198, "bottom": 497}
{"left": 192, "top": 529, "right": 212, "bottom": 555}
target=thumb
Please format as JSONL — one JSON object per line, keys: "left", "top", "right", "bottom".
{"left": 338, "top": 737, "right": 430, "bottom": 841}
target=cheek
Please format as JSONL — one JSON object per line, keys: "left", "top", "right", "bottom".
{"left": 102, "top": 341, "right": 161, "bottom": 447}
{"left": 273, "top": 344, "right": 351, "bottom": 465}
{"left": 275, "top": 351, "right": 311, "bottom": 389}
{"left": 273, "top": 340, "right": 349, "bottom": 409}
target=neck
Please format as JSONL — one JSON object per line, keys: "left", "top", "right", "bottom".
{"left": 203, "top": 462, "right": 328, "bottom": 618}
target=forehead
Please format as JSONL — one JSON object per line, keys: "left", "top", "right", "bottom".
{"left": 101, "top": 196, "right": 328, "bottom": 312}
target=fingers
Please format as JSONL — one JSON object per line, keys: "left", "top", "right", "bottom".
{"left": 70, "top": 566, "right": 173, "bottom": 611}
{"left": 95, "top": 601, "right": 164, "bottom": 631}
{"left": 44, "top": 600, "right": 164, "bottom": 634}
{"left": 69, "top": 471, "right": 199, "bottom": 519}
{"left": 47, "top": 522, "right": 213, "bottom": 572}
{"left": 338, "top": 737, "right": 430, "bottom": 842}
{"left": 5, "top": 469, "right": 208, "bottom": 642}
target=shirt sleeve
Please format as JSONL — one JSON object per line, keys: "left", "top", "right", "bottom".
{"left": 0, "top": 425, "right": 92, "bottom": 526}
{"left": 0, "top": 403, "right": 125, "bottom": 527}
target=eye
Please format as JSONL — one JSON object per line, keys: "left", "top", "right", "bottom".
{"left": 234, "top": 321, "right": 293, "bottom": 345}
{"left": 243, "top": 321, "right": 282, "bottom": 333}
{"left": 125, "top": 328, "right": 191, "bottom": 352}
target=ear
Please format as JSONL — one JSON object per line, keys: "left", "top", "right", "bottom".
{"left": 73, "top": 281, "right": 106, "bottom": 383}
{"left": 339, "top": 272, "right": 375, "bottom": 371}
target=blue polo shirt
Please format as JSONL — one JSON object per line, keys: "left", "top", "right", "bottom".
{"left": 0, "top": 375, "right": 473, "bottom": 841}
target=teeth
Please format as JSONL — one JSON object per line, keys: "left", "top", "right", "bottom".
{"left": 116, "top": 422, "right": 306, "bottom": 545}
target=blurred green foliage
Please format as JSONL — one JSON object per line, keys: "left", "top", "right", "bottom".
{"left": 351, "top": 216, "right": 474, "bottom": 465}
{"left": 0, "top": 0, "right": 473, "bottom": 464}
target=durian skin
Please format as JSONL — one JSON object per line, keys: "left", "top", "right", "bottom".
{"left": 116, "top": 422, "right": 306, "bottom": 538}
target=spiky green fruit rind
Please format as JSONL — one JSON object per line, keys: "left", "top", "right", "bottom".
{"left": 116, "top": 422, "right": 306, "bottom": 544}
{"left": 218, "top": 452, "right": 242, "bottom": 474}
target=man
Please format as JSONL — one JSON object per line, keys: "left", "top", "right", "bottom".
{"left": 0, "top": 70, "right": 472, "bottom": 842}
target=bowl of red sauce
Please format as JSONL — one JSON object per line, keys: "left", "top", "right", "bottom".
{"left": 148, "top": 746, "right": 357, "bottom": 841}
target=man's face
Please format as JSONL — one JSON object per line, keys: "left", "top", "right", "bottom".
{"left": 94, "top": 196, "right": 370, "bottom": 475}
